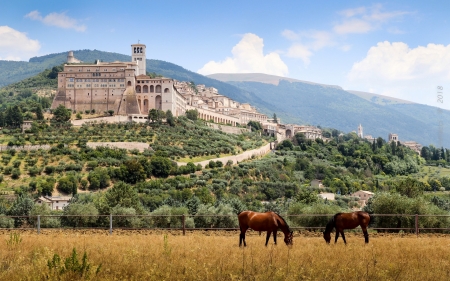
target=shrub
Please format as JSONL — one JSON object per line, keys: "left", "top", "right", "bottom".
{"left": 61, "top": 203, "right": 99, "bottom": 227}
{"left": 11, "top": 168, "right": 21, "bottom": 179}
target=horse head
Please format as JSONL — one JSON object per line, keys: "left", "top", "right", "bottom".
{"left": 284, "top": 231, "right": 294, "bottom": 246}
{"left": 323, "top": 231, "right": 331, "bottom": 244}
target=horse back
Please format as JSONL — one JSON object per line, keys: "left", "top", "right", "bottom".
{"left": 336, "top": 211, "right": 369, "bottom": 230}
{"left": 238, "top": 211, "right": 278, "bottom": 232}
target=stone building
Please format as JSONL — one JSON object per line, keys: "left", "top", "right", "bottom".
{"left": 388, "top": 133, "right": 398, "bottom": 142}
{"left": 285, "top": 124, "right": 323, "bottom": 140}
{"left": 51, "top": 43, "right": 186, "bottom": 117}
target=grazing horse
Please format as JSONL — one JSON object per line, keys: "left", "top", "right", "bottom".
{"left": 323, "top": 211, "right": 371, "bottom": 244}
{"left": 238, "top": 211, "right": 293, "bottom": 247}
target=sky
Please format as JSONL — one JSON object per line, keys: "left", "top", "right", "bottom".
{"left": 1, "top": 0, "right": 450, "bottom": 109}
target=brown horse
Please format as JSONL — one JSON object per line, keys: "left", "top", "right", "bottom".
{"left": 323, "top": 211, "right": 371, "bottom": 244}
{"left": 238, "top": 211, "right": 293, "bottom": 247}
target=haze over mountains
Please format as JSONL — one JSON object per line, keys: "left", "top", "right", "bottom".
{"left": 0, "top": 49, "right": 448, "bottom": 147}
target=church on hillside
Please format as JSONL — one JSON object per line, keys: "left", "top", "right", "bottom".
{"left": 51, "top": 43, "right": 187, "bottom": 116}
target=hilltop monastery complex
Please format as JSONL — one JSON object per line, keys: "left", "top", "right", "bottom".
{"left": 50, "top": 43, "right": 325, "bottom": 141}
{"left": 50, "top": 42, "right": 422, "bottom": 151}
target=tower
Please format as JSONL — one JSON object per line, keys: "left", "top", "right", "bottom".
{"left": 358, "top": 124, "right": 363, "bottom": 138}
{"left": 131, "top": 43, "right": 146, "bottom": 76}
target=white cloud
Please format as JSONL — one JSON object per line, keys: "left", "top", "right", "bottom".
{"left": 286, "top": 43, "right": 312, "bottom": 65}
{"left": 338, "top": 7, "right": 366, "bottom": 18}
{"left": 281, "top": 29, "right": 299, "bottom": 41}
{"left": 25, "top": 10, "right": 86, "bottom": 32}
{"left": 0, "top": 26, "right": 40, "bottom": 61}
{"left": 333, "top": 5, "right": 411, "bottom": 35}
{"left": 333, "top": 19, "right": 373, "bottom": 34}
{"left": 347, "top": 41, "right": 450, "bottom": 108}
{"left": 281, "top": 29, "right": 334, "bottom": 65}
{"left": 340, "top": 44, "right": 352, "bottom": 51}
{"left": 198, "top": 33, "right": 289, "bottom": 76}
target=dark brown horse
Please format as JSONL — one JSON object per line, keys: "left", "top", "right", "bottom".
{"left": 238, "top": 211, "right": 293, "bottom": 247}
{"left": 323, "top": 211, "right": 371, "bottom": 244}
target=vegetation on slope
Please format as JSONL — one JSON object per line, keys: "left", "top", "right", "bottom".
{"left": 0, "top": 111, "right": 449, "bottom": 230}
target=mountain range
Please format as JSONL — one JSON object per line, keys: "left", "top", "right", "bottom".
{"left": 0, "top": 49, "right": 448, "bottom": 148}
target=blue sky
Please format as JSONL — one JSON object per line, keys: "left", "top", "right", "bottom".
{"left": 1, "top": 0, "right": 450, "bottom": 109}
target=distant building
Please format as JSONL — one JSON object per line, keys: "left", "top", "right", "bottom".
{"left": 35, "top": 196, "right": 72, "bottom": 211}
{"left": 358, "top": 124, "right": 363, "bottom": 138}
{"left": 401, "top": 141, "right": 422, "bottom": 154}
{"left": 285, "top": 125, "right": 323, "bottom": 140}
{"left": 318, "top": 193, "right": 335, "bottom": 201}
{"left": 21, "top": 120, "right": 33, "bottom": 133}
{"left": 351, "top": 190, "right": 374, "bottom": 203}
{"left": 388, "top": 133, "right": 398, "bottom": 142}
{"left": 364, "top": 135, "right": 375, "bottom": 143}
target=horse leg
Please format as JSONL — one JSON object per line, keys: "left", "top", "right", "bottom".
{"left": 240, "top": 228, "right": 247, "bottom": 247}
{"left": 273, "top": 231, "right": 277, "bottom": 245}
{"left": 341, "top": 231, "right": 347, "bottom": 244}
{"left": 334, "top": 230, "right": 340, "bottom": 243}
{"left": 363, "top": 228, "right": 369, "bottom": 243}
{"left": 265, "top": 231, "right": 271, "bottom": 246}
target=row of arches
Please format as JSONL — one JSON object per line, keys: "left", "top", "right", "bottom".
{"left": 137, "top": 95, "right": 162, "bottom": 113}
{"left": 198, "top": 112, "right": 237, "bottom": 126}
{"left": 135, "top": 85, "right": 170, "bottom": 94}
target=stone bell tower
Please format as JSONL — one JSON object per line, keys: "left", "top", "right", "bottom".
{"left": 131, "top": 43, "right": 146, "bottom": 76}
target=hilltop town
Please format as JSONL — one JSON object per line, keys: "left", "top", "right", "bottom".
{"left": 51, "top": 43, "right": 328, "bottom": 144}
{"left": 50, "top": 42, "right": 425, "bottom": 152}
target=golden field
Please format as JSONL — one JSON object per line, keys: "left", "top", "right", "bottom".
{"left": 1, "top": 230, "right": 450, "bottom": 281}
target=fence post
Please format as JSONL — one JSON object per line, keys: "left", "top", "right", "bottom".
{"left": 415, "top": 214, "right": 419, "bottom": 237}
{"left": 182, "top": 215, "right": 186, "bottom": 236}
{"left": 109, "top": 214, "right": 113, "bottom": 235}
{"left": 37, "top": 215, "right": 40, "bottom": 235}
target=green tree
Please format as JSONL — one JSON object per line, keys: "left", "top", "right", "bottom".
{"left": 62, "top": 203, "right": 99, "bottom": 227}
{"left": 120, "top": 158, "right": 146, "bottom": 184}
{"left": 273, "top": 113, "right": 278, "bottom": 123}
{"left": 150, "top": 156, "right": 173, "bottom": 178}
{"left": 35, "top": 104, "right": 44, "bottom": 120}
{"left": 8, "top": 195, "right": 34, "bottom": 227}
{"left": 87, "top": 167, "right": 110, "bottom": 190}
{"left": 185, "top": 109, "right": 198, "bottom": 121}
{"left": 166, "top": 110, "right": 175, "bottom": 126}
{"left": 57, "top": 176, "right": 78, "bottom": 195}
{"left": 247, "top": 121, "right": 262, "bottom": 132}
{"left": 52, "top": 104, "right": 71, "bottom": 125}
{"left": 105, "top": 181, "right": 143, "bottom": 212}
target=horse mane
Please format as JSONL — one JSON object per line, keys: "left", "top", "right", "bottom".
{"left": 325, "top": 213, "right": 341, "bottom": 233}
{"left": 274, "top": 212, "right": 291, "bottom": 232}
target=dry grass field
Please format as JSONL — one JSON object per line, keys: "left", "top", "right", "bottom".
{"left": 1, "top": 230, "right": 450, "bottom": 280}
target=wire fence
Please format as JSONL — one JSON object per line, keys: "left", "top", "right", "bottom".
{"left": 1, "top": 214, "right": 450, "bottom": 236}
